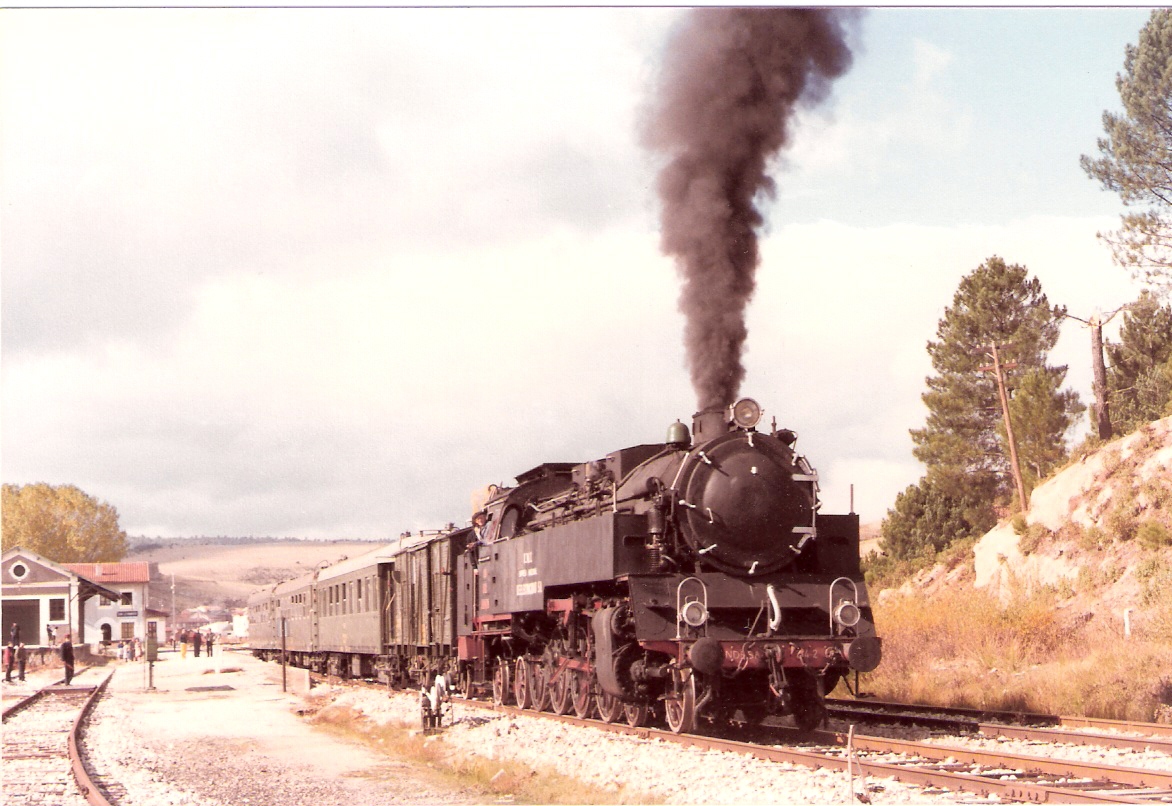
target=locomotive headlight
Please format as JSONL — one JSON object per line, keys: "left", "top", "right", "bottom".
{"left": 730, "top": 397, "right": 763, "bottom": 429}
{"left": 833, "top": 599, "right": 862, "bottom": 630}
{"left": 681, "top": 599, "right": 708, "bottom": 628}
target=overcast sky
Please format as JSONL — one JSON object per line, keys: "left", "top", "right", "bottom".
{"left": 1, "top": 7, "right": 1153, "bottom": 539}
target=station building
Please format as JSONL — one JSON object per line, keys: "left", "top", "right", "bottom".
{"left": 1, "top": 546, "right": 120, "bottom": 647}
{"left": 63, "top": 560, "right": 168, "bottom": 645}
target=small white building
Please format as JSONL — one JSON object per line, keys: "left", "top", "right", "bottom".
{"left": 63, "top": 561, "right": 166, "bottom": 645}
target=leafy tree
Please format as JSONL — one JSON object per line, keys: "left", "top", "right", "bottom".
{"left": 910, "top": 257, "right": 1083, "bottom": 507}
{"left": 1, "top": 483, "right": 128, "bottom": 562}
{"left": 879, "top": 475, "right": 998, "bottom": 563}
{"left": 1081, "top": 9, "right": 1172, "bottom": 295}
{"left": 1106, "top": 290, "right": 1172, "bottom": 433}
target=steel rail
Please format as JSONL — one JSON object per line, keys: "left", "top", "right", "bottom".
{"left": 825, "top": 703, "right": 979, "bottom": 732}
{"left": 980, "top": 722, "right": 1172, "bottom": 754}
{"left": 1059, "top": 714, "right": 1172, "bottom": 740}
{"left": 68, "top": 671, "right": 117, "bottom": 806}
{"left": 826, "top": 696, "right": 1059, "bottom": 726}
{"left": 829, "top": 696, "right": 1172, "bottom": 740}
{"left": 2, "top": 686, "right": 50, "bottom": 722}
{"left": 838, "top": 731, "right": 1172, "bottom": 792}
{"left": 827, "top": 703, "right": 1172, "bottom": 754}
{"left": 1, "top": 664, "right": 95, "bottom": 722}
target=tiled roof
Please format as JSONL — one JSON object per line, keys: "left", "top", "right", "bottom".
{"left": 62, "top": 562, "right": 151, "bottom": 584}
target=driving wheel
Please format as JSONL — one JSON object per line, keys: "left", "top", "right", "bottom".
{"left": 492, "top": 661, "right": 512, "bottom": 706}
{"left": 530, "top": 662, "right": 550, "bottom": 711}
{"left": 595, "top": 691, "right": 622, "bottom": 723}
{"left": 548, "top": 665, "right": 573, "bottom": 715}
{"left": 664, "top": 671, "right": 697, "bottom": 734}
{"left": 571, "top": 670, "right": 594, "bottom": 719}
{"left": 624, "top": 702, "right": 650, "bottom": 728}
{"left": 513, "top": 658, "right": 534, "bottom": 710}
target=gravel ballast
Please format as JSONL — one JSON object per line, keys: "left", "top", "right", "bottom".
{"left": 69, "top": 652, "right": 1172, "bottom": 804}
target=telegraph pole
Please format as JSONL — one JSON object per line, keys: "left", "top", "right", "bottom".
{"left": 979, "top": 342, "right": 1029, "bottom": 513}
{"left": 1066, "top": 306, "right": 1126, "bottom": 442}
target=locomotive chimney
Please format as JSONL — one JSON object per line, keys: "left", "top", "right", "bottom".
{"left": 692, "top": 407, "right": 728, "bottom": 441}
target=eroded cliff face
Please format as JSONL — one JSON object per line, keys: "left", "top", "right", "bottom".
{"left": 973, "top": 417, "right": 1172, "bottom": 623}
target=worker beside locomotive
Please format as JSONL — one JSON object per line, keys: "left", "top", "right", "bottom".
{"left": 249, "top": 398, "right": 880, "bottom": 734}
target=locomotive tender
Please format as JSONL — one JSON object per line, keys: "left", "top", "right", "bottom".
{"left": 249, "top": 398, "right": 880, "bottom": 733}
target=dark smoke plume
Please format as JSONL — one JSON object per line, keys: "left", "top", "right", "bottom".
{"left": 646, "top": 8, "right": 855, "bottom": 410}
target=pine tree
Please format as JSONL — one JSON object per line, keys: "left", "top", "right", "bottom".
{"left": 1106, "top": 290, "right": 1172, "bottom": 433}
{"left": 910, "top": 257, "right": 1083, "bottom": 508}
{"left": 1081, "top": 9, "right": 1172, "bottom": 295}
{"left": 879, "top": 475, "right": 998, "bottom": 563}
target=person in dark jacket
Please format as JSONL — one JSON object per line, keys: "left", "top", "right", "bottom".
{"left": 60, "top": 637, "right": 75, "bottom": 685}
{"left": 193, "top": 630, "right": 202, "bottom": 657}
{"left": 16, "top": 643, "right": 27, "bottom": 682}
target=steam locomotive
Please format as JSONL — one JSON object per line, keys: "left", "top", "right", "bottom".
{"left": 249, "top": 398, "right": 880, "bottom": 733}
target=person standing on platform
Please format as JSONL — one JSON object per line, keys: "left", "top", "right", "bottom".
{"left": 193, "top": 630, "right": 202, "bottom": 657}
{"left": 60, "top": 636, "right": 75, "bottom": 685}
{"left": 16, "top": 643, "right": 27, "bottom": 682}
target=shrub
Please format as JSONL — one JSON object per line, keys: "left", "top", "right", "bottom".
{"left": 1106, "top": 489, "right": 1142, "bottom": 541}
{"left": 1019, "top": 523, "right": 1051, "bottom": 555}
{"left": 1137, "top": 520, "right": 1172, "bottom": 549}
{"left": 1078, "top": 524, "right": 1110, "bottom": 551}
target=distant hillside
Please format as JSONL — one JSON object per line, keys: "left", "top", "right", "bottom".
{"left": 128, "top": 537, "right": 384, "bottom": 612}
{"left": 860, "top": 522, "right": 881, "bottom": 557}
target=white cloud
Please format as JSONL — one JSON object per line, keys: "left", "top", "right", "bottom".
{"left": 2, "top": 8, "right": 1151, "bottom": 539}
{"left": 911, "top": 39, "right": 953, "bottom": 89}
{"left": 782, "top": 34, "right": 972, "bottom": 192}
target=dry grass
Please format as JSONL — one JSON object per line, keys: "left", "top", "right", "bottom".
{"left": 863, "top": 585, "right": 1172, "bottom": 721}
{"left": 310, "top": 704, "right": 642, "bottom": 804}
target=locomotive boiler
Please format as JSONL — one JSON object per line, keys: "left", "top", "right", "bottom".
{"left": 458, "top": 397, "right": 880, "bottom": 732}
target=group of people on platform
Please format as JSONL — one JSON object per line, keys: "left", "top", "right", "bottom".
{"left": 174, "top": 628, "right": 215, "bottom": 658}
{"left": 4, "top": 621, "right": 74, "bottom": 685}
{"left": 2, "top": 621, "right": 223, "bottom": 687}
{"left": 114, "top": 637, "right": 144, "bottom": 661}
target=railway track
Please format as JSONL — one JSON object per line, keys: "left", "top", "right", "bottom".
{"left": 445, "top": 691, "right": 1172, "bottom": 803}
{"left": 826, "top": 697, "right": 1172, "bottom": 754}
{"left": 1, "top": 673, "right": 116, "bottom": 806}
